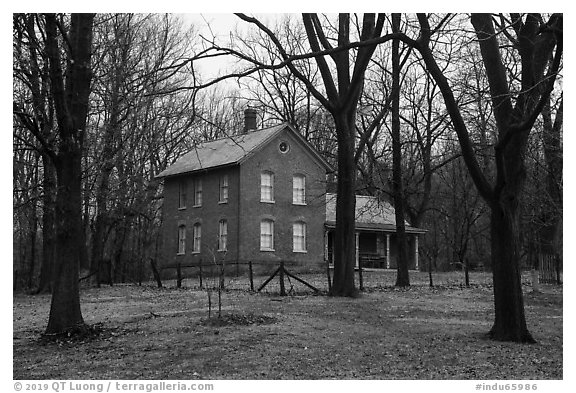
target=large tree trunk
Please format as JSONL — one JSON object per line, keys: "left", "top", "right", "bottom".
{"left": 330, "top": 114, "right": 358, "bottom": 296}
{"left": 489, "top": 203, "right": 534, "bottom": 343}
{"left": 44, "top": 13, "right": 95, "bottom": 335}
{"left": 391, "top": 13, "right": 410, "bottom": 287}
{"left": 486, "top": 122, "right": 533, "bottom": 343}
{"left": 46, "top": 152, "right": 85, "bottom": 333}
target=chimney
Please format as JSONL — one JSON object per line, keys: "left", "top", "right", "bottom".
{"left": 243, "top": 107, "right": 257, "bottom": 133}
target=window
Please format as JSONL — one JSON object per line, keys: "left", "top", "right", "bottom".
{"left": 178, "top": 180, "right": 187, "bottom": 209}
{"left": 260, "top": 171, "right": 274, "bottom": 202}
{"left": 279, "top": 141, "right": 290, "bottom": 153}
{"left": 192, "top": 223, "right": 201, "bottom": 253}
{"left": 177, "top": 225, "right": 186, "bottom": 255}
{"left": 218, "top": 220, "right": 228, "bottom": 251}
{"left": 293, "top": 222, "right": 307, "bottom": 252}
{"left": 293, "top": 174, "right": 306, "bottom": 205}
{"left": 193, "top": 178, "right": 202, "bottom": 207}
{"left": 219, "top": 175, "right": 229, "bottom": 203}
{"left": 260, "top": 219, "right": 274, "bottom": 251}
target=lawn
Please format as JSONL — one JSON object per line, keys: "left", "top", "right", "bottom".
{"left": 13, "top": 270, "right": 562, "bottom": 380}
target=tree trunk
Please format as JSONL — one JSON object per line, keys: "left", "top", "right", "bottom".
{"left": 44, "top": 13, "right": 95, "bottom": 335}
{"left": 391, "top": 13, "right": 410, "bottom": 287}
{"left": 28, "top": 155, "right": 40, "bottom": 289}
{"left": 489, "top": 204, "right": 535, "bottom": 343}
{"left": 91, "top": 166, "right": 113, "bottom": 286}
{"left": 539, "top": 99, "right": 563, "bottom": 255}
{"left": 330, "top": 115, "right": 358, "bottom": 297}
{"left": 27, "top": 199, "right": 38, "bottom": 290}
{"left": 36, "top": 155, "right": 56, "bottom": 293}
{"left": 46, "top": 152, "right": 85, "bottom": 334}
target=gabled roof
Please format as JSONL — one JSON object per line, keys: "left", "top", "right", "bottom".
{"left": 156, "top": 123, "right": 333, "bottom": 178}
{"left": 325, "top": 193, "right": 427, "bottom": 234}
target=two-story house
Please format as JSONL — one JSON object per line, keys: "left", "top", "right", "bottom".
{"left": 156, "top": 109, "right": 333, "bottom": 270}
{"left": 157, "top": 108, "right": 426, "bottom": 273}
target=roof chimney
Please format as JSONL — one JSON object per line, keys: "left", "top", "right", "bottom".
{"left": 243, "top": 107, "right": 257, "bottom": 133}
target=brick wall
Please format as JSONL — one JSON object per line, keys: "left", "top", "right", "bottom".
{"left": 238, "top": 130, "right": 326, "bottom": 269}
{"left": 161, "top": 166, "right": 240, "bottom": 267}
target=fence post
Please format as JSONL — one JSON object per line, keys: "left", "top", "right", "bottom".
{"left": 464, "top": 258, "right": 470, "bottom": 287}
{"left": 199, "top": 258, "right": 203, "bottom": 288}
{"left": 249, "top": 261, "right": 254, "bottom": 292}
{"left": 176, "top": 262, "right": 182, "bottom": 288}
{"left": 279, "top": 261, "right": 286, "bottom": 296}
{"left": 358, "top": 257, "right": 364, "bottom": 291}
{"left": 219, "top": 259, "right": 225, "bottom": 290}
{"left": 326, "top": 258, "right": 332, "bottom": 293}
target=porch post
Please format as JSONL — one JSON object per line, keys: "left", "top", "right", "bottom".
{"left": 386, "top": 233, "right": 391, "bottom": 269}
{"left": 355, "top": 232, "right": 359, "bottom": 268}
{"left": 414, "top": 235, "right": 419, "bottom": 271}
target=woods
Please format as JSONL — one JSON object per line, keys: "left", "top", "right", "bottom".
{"left": 13, "top": 13, "right": 562, "bottom": 344}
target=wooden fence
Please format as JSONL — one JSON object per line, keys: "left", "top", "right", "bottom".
{"left": 153, "top": 259, "right": 321, "bottom": 294}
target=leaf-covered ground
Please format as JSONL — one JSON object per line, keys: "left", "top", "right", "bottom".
{"left": 13, "top": 271, "right": 562, "bottom": 380}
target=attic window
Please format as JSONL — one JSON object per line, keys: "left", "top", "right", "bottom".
{"left": 279, "top": 141, "right": 290, "bottom": 154}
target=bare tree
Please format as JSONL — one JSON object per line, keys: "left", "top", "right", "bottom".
{"left": 539, "top": 97, "right": 562, "bottom": 254}
{"left": 389, "top": 14, "right": 411, "bottom": 286}
{"left": 224, "top": 13, "right": 399, "bottom": 296}
{"left": 42, "top": 13, "right": 95, "bottom": 334}
{"left": 402, "top": 13, "right": 562, "bottom": 342}
{"left": 13, "top": 14, "right": 58, "bottom": 293}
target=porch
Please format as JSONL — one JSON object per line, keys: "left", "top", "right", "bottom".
{"left": 325, "top": 229, "right": 422, "bottom": 270}
{"left": 323, "top": 193, "right": 427, "bottom": 270}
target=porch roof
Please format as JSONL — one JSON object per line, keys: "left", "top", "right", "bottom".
{"left": 324, "top": 193, "right": 427, "bottom": 234}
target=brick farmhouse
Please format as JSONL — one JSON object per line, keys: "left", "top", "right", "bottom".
{"left": 156, "top": 109, "right": 425, "bottom": 271}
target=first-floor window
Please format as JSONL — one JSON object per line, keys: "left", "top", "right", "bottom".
{"left": 218, "top": 219, "right": 228, "bottom": 251}
{"left": 193, "top": 223, "right": 201, "bottom": 253}
{"left": 177, "top": 225, "right": 186, "bottom": 254}
{"left": 260, "top": 219, "right": 274, "bottom": 251}
{"left": 293, "top": 221, "right": 307, "bottom": 252}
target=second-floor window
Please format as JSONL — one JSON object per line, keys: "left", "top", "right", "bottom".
{"left": 260, "top": 171, "right": 274, "bottom": 202}
{"left": 219, "top": 175, "right": 229, "bottom": 203}
{"left": 293, "top": 174, "right": 306, "bottom": 205}
{"left": 192, "top": 223, "right": 201, "bottom": 253}
{"left": 218, "top": 219, "right": 228, "bottom": 251}
{"left": 193, "top": 178, "right": 202, "bottom": 207}
{"left": 178, "top": 180, "right": 187, "bottom": 209}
